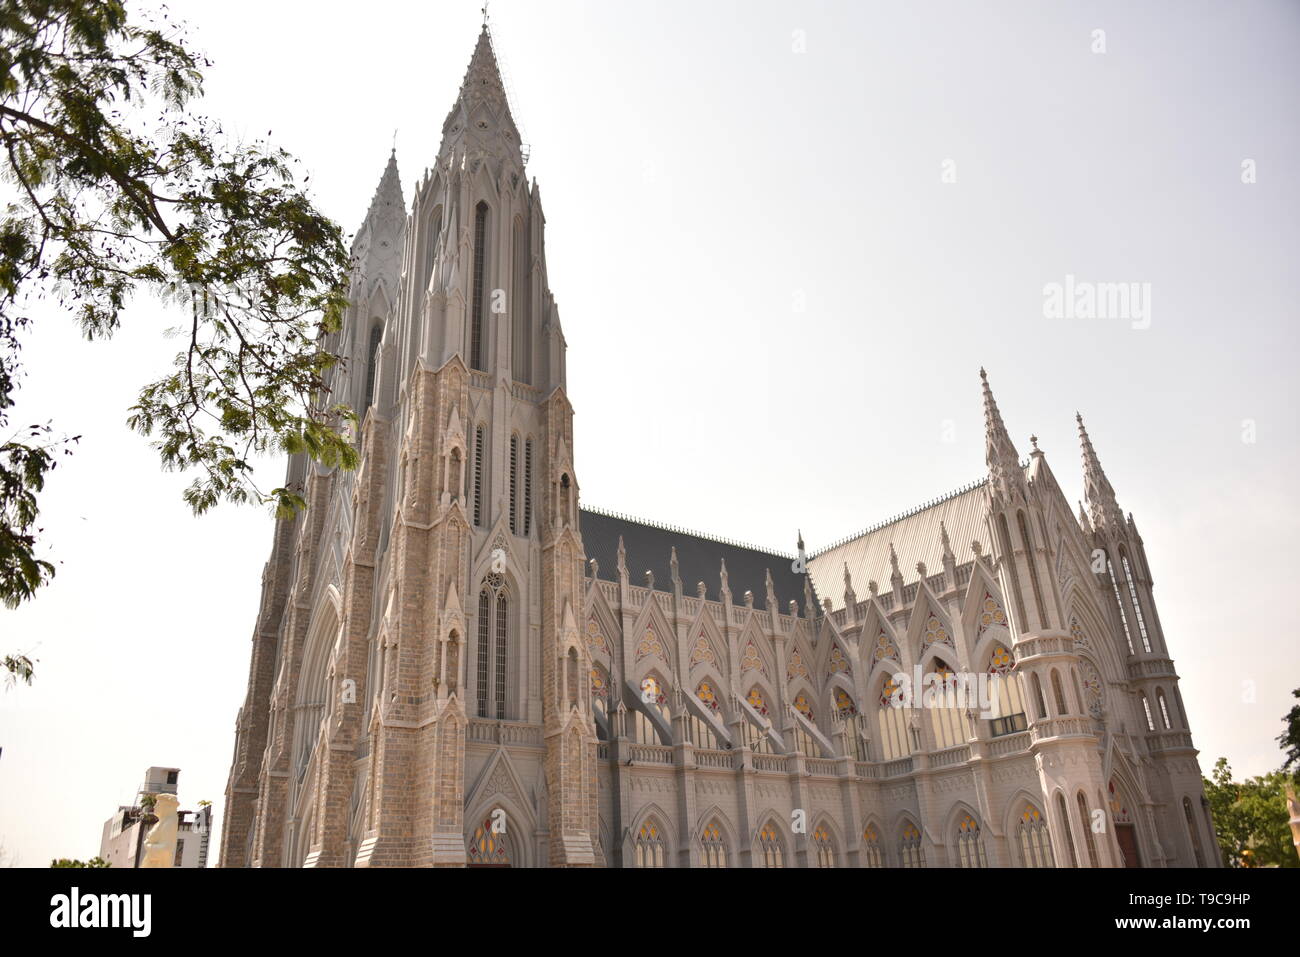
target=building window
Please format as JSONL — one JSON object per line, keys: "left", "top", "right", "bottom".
{"left": 473, "top": 425, "right": 485, "bottom": 526}
{"left": 1051, "top": 669, "right": 1069, "bottom": 716}
{"left": 700, "top": 821, "right": 727, "bottom": 868}
{"left": 954, "top": 814, "right": 987, "bottom": 868}
{"left": 861, "top": 824, "right": 884, "bottom": 867}
{"left": 635, "top": 819, "right": 666, "bottom": 868}
{"left": 1120, "top": 551, "right": 1152, "bottom": 652}
{"left": 470, "top": 201, "right": 488, "bottom": 371}
{"left": 900, "top": 821, "right": 925, "bottom": 868}
{"left": 1077, "top": 792, "right": 1099, "bottom": 867}
{"left": 523, "top": 439, "right": 533, "bottom": 535}
{"left": 509, "top": 434, "right": 519, "bottom": 534}
{"left": 1057, "top": 793, "right": 1079, "bottom": 867}
{"left": 835, "top": 689, "right": 867, "bottom": 761}
{"left": 476, "top": 589, "right": 490, "bottom": 717}
{"left": 987, "top": 645, "right": 1027, "bottom": 736}
{"left": 364, "top": 323, "right": 382, "bottom": 410}
{"left": 1156, "top": 689, "right": 1172, "bottom": 729}
{"left": 812, "top": 823, "right": 836, "bottom": 868}
{"left": 477, "top": 578, "right": 511, "bottom": 719}
{"left": 1140, "top": 692, "right": 1156, "bottom": 732}
{"left": 173, "top": 839, "right": 185, "bottom": 867}
{"left": 757, "top": 820, "right": 784, "bottom": 868}
{"left": 1105, "top": 553, "right": 1135, "bottom": 654}
{"left": 512, "top": 215, "right": 531, "bottom": 384}
{"left": 1017, "top": 805, "right": 1054, "bottom": 868}
{"left": 877, "top": 675, "right": 911, "bottom": 760}
{"left": 1183, "top": 797, "right": 1206, "bottom": 867}
{"left": 467, "top": 814, "right": 511, "bottom": 866}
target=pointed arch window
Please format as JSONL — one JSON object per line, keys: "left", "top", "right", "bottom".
{"left": 1140, "top": 692, "right": 1156, "bottom": 732}
{"left": 1056, "top": 793, "right": 1079, "bottom": 867}
{"left": 877, "top": 674, "right": 911, "bottom": 761}
{"left": 928, "top": 657, "right": 972, "bottom": 749}
{"left": 812, "top": 823, "right": 836, "bottom": 868}
{"left": 1120, "top": 550, "right": 1152, "bottom": 652}
{"left": 477, "top": 575, "right": 511, "bottom": 719}
{"left": 364, "top": 322, "right": 382, "bottom": 411}
{"left": 1017, "top": 805, "right": 1054, "bottom": 868}
{"left": 835, "top": 688, "right": 867, "bottom": 761}
{"left": 1031, "top": 673, "right": 1049, "bottom": 722}
{"left": 1156, "top": 688, "right": 1172, "bottom": 729}
{"left": 523, "top": 438, "right": 533, "bottom": 535}
{"left": 1077, "top": 792, "right": 1099, "bottom": 867}
{"left": 900, "top": 821, "right": 925, "bottom": 868}
{"left": 861, "top": 824, "right": 884, "bottom": 867}
{"left": 636, "top": 675, "right": 670, "bottom": 746}
{"left": 470, "top": 201, "right": 488, "bottom": 371}
{"left": 472, "top": 425, "right": 485, "bottom": 526}
{"left": 1183, "top": 796, "right": 1206, "bottom": 866}
{"left": 757, "top": 820, "right": 785, "bottom": 869}
{"left": 700, "top": 821, "right": 728, "bottom": 868}
{"left": 987, "top": 645, "right": 1027, "bottom": 736}
{"left": 954, "top": 814, "right": 987, "bottom": 868}
{"left": 1105, "top": 552, "right": 1135, "bottom": 654}
{"left": 509, "top": 434, "right": 519, "bottom": 534}
{"left": 1051, "top": 668, "right": 1069, "bottom": 716}
{"left": 634, "top": 819, "right": 666, "bottom": 868}
{"left": 511, "top": 215, "right": 531, "bottom": 384}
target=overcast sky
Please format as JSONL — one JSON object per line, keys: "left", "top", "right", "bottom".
{"left": 2, "top": 0, "right": 1297, "bottom": 866}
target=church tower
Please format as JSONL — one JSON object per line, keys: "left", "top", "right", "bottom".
{"left": 980, "top": 371, "right": 1120, "bottom": 867}
{"left": 221, "top": 25, "right": 597, "bottom": 868}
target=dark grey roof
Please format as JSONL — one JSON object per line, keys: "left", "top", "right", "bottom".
{"left": 579, "top": 507, "right": 813, "bottom": 613}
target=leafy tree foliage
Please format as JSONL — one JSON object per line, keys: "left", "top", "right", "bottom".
{"left": 1279, "top": 686, "right": 1300, "bottom": 783}
{"left": 1203, "top": 757, "right": 1298, "bottom": 868}
{"left": 51, "top": 855, "right": 110, "bottom": 867}
{"left": 1, "top": 1, "right": 356, "bottom": 680}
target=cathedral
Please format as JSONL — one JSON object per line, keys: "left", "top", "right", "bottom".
{"left": 219, "top": 26, "right": 1216, "bottom": 868}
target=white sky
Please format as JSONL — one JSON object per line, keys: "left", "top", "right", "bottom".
{"left": 2, "top": 0, "right": 1297, "bottom": 866}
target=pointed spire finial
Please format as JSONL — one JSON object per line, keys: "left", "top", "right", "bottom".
{"left": 1077, "top": 412, "right": 1124, "bottom": 534}
{"left": 981, "top": 368, "right": 1026, "bottom": 506}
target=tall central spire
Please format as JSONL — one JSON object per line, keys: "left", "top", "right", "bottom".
{"left": 438, "top": 25, "right": 523, "bottom": 167}
{"left": 981, "top": 368, "right": 1026, "bottom": 506}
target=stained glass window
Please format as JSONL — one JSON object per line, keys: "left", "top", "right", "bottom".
{"left": 900, "top": 821, "right": 925, "bottom": 868}
{"left": 923, "top": 614, "right": 952, "bottom": 650}
{"left": 1080, "top": 661, "right": 1104, "bottom": 719}
{"left": 862, "top": 824, "right": 883, "bottom": 867}
{"left": 746, "top": 686, "right": 768, "bottom": 716}
{"left": 786, "top": 649, "right": 808, "bottom": 681}
{"left": 467, "top": 814, "right": 511, "bottom": 866}
{"left": 954, "top": 814, "right": 987, "bottom": 868}
{"left": 793, "top": 692, "right": 814, "bottom": 722}
{"left": 1120, "top": 552, "right": 1151, "bottom": 652}
{"left": 757, "top": 820, "right": 784, "bottom": 868}
{"left": 635, "top": 628, "right": 664, "bottom": 663}
{"left": 696, "top": 680, "right": 720, "bottom": 712}
{"left": 826, "top": 643, "right": 851, "bottom": 676}
{"left": 635, "top": 819, "right": 666, "bottom": 868}
{"left": 1017, "top": 805, "right": 1054, "bottom": 868}
{"left": 701, "top": 821, "right": 727, "bottom": 868}
{"left": 977, "top": 593, "right": 1008, "bottom": 636}
{"left": 878, "top": 675, "right": 910, "bottom": 761}
{"left": 812, "top": 823, "right": 836, "bottom": 868}
{"left": 741, "top": 640, "right": 767, "bottom": 676}
{"left": 873, "top": 629, "right": 899, "bottom": 662}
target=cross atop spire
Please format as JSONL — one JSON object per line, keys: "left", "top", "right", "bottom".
{"left": 1077, "top": 412, "right": 1125, "bottom": 536}
{"left": 981, "top": 368, "right": 1026, "bottom": 506}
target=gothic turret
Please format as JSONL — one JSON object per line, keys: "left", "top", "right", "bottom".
{"left": 1077, "top": 413, "right": 1126, "bottom": 538}
{"left": 981, "top": 368, "right": 1027, "bottom": 507}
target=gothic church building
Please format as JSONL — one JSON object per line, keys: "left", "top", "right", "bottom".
{"left": 220, "top": 27, "right": 1215, "bottom": 868}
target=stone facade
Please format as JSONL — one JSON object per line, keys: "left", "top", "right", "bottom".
{"left": 219, "top": 26, "right": 1216, "bottom": 868}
